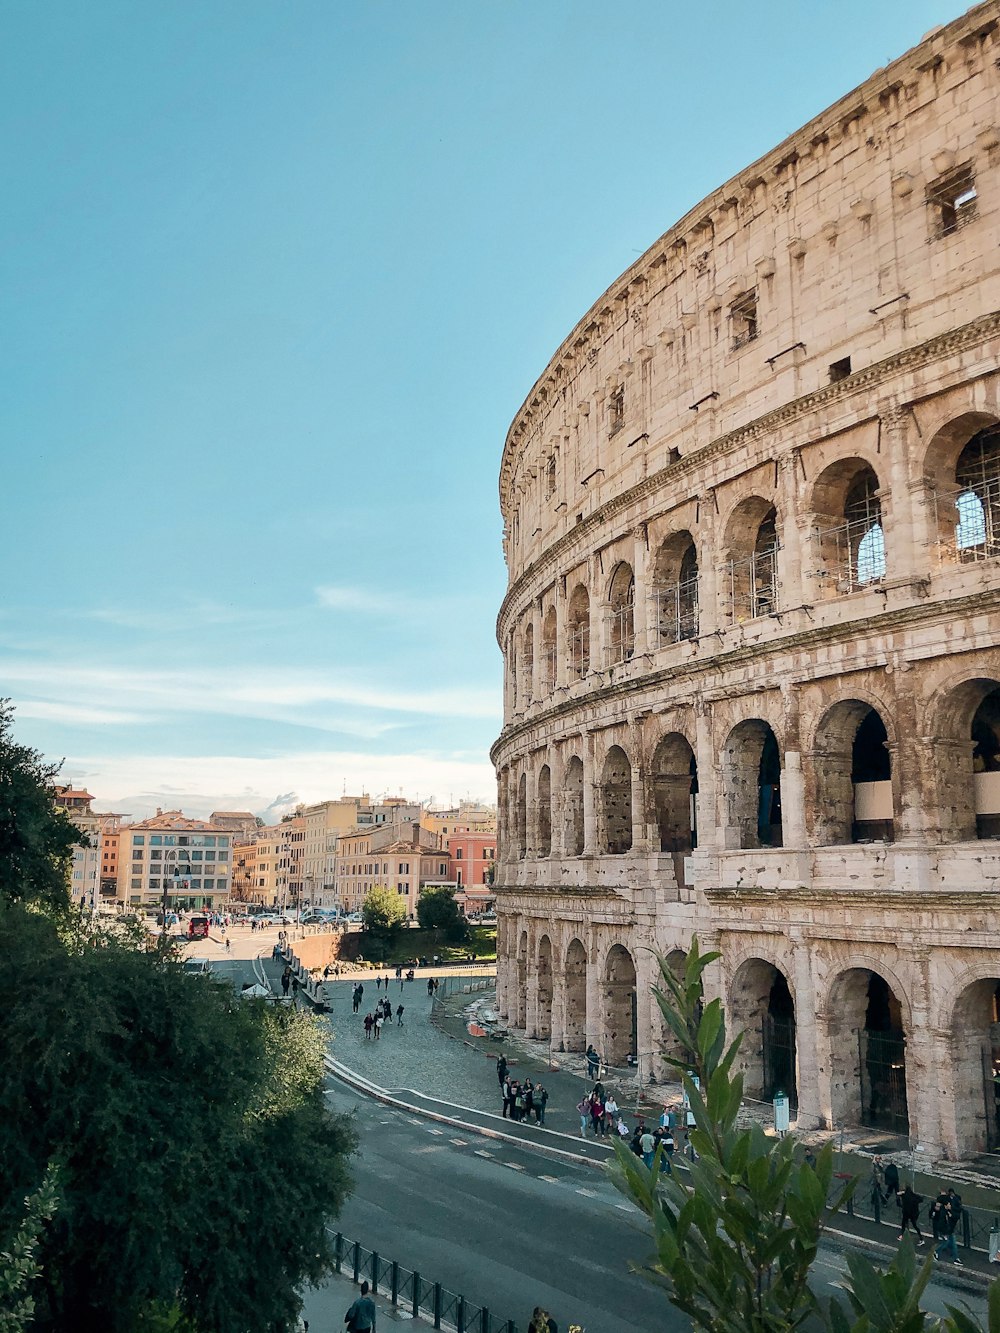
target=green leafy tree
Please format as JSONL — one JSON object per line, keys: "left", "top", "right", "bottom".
{"left": 361, "top": 884, "right": 408, "bottom": 938}
{"left": 0, "top": 701, "right": 80, "bottom": 915}
{"left": 0, "top": 907, "right": 356, "bottom": 1333}
{"left": 416, "top": 885, "right": 467, "bottom": 942}
{"left": 0, "top": 1165, "right": 59, "bottom": 1333}
{"left": 610, "top": 937, "right": 1000, "bottom": 1333}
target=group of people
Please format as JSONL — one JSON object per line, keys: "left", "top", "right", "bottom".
{"left": 362, "top": 996, "right": 404, "bottom": 1039}
{"left": 872, "top": 1157, "right": 965, "bottom": 1263}
{"left": 496, "top": 1055, "right": 548, "bottom": 1124}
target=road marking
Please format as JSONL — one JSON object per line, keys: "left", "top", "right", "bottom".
{"left": 449, "top": 1138, "right": 468, "bottom": 1146}
{"left": 539, "top": 1174, "right": 559, "bottom": 1183}
{"left": 427, "top": 1127, "right": 444, "bottom": 1136}
{"left": 415, "top": 1145, "right": 440, "bottom": 1154}
{"left": 615, "top": 1203, "right": 636, "bottom": 1212}
{"left": 506, "top": 1162, "right": 525, "bottom": 1171}
{"left": 576, "top": 1187, "right": 596, "bottom": 1197}
{"left": 474, "top": 1150, "right": 493, "bottom": 1158}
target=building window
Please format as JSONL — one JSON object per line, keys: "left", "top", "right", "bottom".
{"left": 927, "top": 164, "right": 977, "bottom": 239}
{"left": 608, "top": 385, "right": 625, "bottom": 436}
{"left": 829, "top": 356, "right": 852, "bottom": 383}
{"left": 546, "top": 454, "right": 557, "bottom": 498}
{"left": 730, "top": 290, "right": 758, "bottom": 350}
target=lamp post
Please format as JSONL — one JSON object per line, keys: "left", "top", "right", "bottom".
{"left": 160, "top": 847, "right": 192, "bottom": 930}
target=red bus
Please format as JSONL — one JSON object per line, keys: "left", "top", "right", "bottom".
{"left": 187, "top": 915, "right": 210, "bottom": 941}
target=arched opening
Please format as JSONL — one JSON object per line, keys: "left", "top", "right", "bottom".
{"left": 537, "top": 764, "right": 552, "bottom": 857}
{"left": 828, "top": 968, "right": 908, "bottom": 1135}
{"left": 812, "top": 701, "right": 893, "bottom": 845}
{"left": 541, "top": 606, "right": 557, "bottom": 692}
{"left": 654, "top": 531, "right": 699, "bottom": 642}
{"left": 508, "top": 635, "right": 517, "bottom": 712}
{"left": 954, "top": 425, "right": 1000, "bottom": 561}
{"left": 602, "top": 944, "right": 637, "bottom": 1066}
{"left": 536, "top": 935, "right": 553, "bottom": 1041}
{"left": 600, "top": 745, "right": 633, "bottom": 854}
{"left": 723, "top": 720, "right": 782, "bottom": 849}
{"left": 568, "top": 584, "right": 590, "bottom": 678}
{"left": 725, "top": 499, "right": 779, "bottom": 621}
{"left": 516, "top": 930, "right": 528, "bottom": 1028}
{"left": 564, "top": 939, "right": 588, "bottom": 1051}
{"left": 564, "top": 755, "right": 585, "bottom": 856}
{"left": 608, "top": 562, "right": 635, "bottom": 664}
{"left": 952, "top": 978, "right": 1000, "bottom": 1155}
{"left": 521, "top": 622, "right": 534, "bottom": 704}
{"left": 651, "top": 732, "right": 698, "bottom": 853}
{"left": 931, "top": 677, "right": 1000, "bottom": 841}
{"left": 730, "top": 959, "right": 797, "bottom": 1104}
{"left": 811, "top": 459, "right": 886, "bottom": 595}
{"left": 516, "top": 774, "right": 527, "bottom": 860}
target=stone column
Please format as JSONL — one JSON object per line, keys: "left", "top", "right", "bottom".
{"left": 695, "top": 699, "right": 722, "bottom": 850}
{"left": 781, "top": 686, "right": 807, "bottom": 849}
{"left": 525, "top": 923, "right": 540, "bottom": 1038}
{"left": 697, "top": 490, "right": 720, "bottom": 638}
{"left": 904, "top": 950, "right": 942, "bottom": 1159}
{"left": 634, "top": 947, "right": 656, "bottom": 1081}
{"left": 589, "top": 552, "right": 607, "bottom": 673}
{"left": 630, "top": 758, "right": 649, "bottom": 854}
{"left": 551, "top": 956, "right": 568, "bottom": 1053}
{"left": 586, "top": 930, "right": 602, "bottom": 1053}
{"left": 791, "top": 938, "right": 823, "bottom": 1129}
{"left": 496, "top": 917, "right": 512, "bottom": 1022}
{"left": 583, "top": 732, "right": 598, "bottom": 857}
{"left": 779, "top": 450, "right": 804, "bottom": 610}
{"left": 881, "top": 405, "right": 918, "bottom": 582}
{"left": 555, "top": 579, "right": 569, "bottom": 690}
{"left": 550, "top": 744, "right": 567, "bottom": 860}
{"left": 632, "top": 524, "right": 651, "bottom": 658}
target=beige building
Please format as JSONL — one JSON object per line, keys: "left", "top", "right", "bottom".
{"left": 422, "top": 801, "right": 497, "bottom": 838}
{"left": 302, "top": 796, "right": 372, "bottom": 908}
{"left": 492, "top": 3, "right": 1000, "bottom": 1163}
{"left": 55, "top": 787, "right": 126, "bottom": 911}
{"left": 334, "top": 821, "right": 451, "bottom": 918}
{"left": 118, "top": 810, "right": 233, "bottom": 912}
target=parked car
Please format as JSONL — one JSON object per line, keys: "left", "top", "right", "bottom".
{"left": 182, "top": 958, "right": 212, "bottom": 977}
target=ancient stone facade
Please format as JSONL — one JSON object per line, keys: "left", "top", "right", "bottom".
{"left": 491, "top": 3, "right": 1000, "bottom": 1161}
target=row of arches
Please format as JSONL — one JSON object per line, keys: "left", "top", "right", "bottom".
{"left": 508, "top": 422, "right": 1000, "bottom": 706}
{"left": 504, "top": 930, "right": 1000, "bottom": 1159}
{"left": 501, "top": 676, "right": 1000, "bottom": 857}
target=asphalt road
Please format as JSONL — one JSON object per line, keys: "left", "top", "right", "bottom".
{"left": 305, "top": 1080, "right": 990, "bottom": 1333}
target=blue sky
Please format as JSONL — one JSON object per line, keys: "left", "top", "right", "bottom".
{"left": 1, "top": 0, "right": 968, "bottom": 820}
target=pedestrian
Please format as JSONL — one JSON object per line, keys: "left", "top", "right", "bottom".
{"left": 871, "top": 1156, "right": 887, "bottom": 1207}
{"left": 523, "top": 1076, "right": 534, "bottom": 1121}
{"left": 396, "top": 1003, "right": 404, "bottom": 1027}
{"left": 374, "top": 1013, "right": 383, "bottom": 1040}
{"left": 803, "top": 1147, "right": 817, "bottom": 1170}
{"left": 898, "top": 1186, "right": 923, "bottom": 1244}
{"left": 281, "top": 968, "right": 291, "bottom": 997}
{"left": 577, "top": 1094, "right": 591, "bottom": 1137}
{"left": 433, "top": 978, "right": 439, "bottom": 994}
{"left": 630, "top": 1126, "right": 643, "bottom": 1158}
{"left": 883, "top": 1159, "right": 901, "bottom": 1206}
{"left": 364, "top": 1013, "right": 373, "bottom": 1040}
{"left": 225, "top": 937, "right": 231, "bottom": 953}
{"left": 934, "top": 1195, "right": 963, "bottom": 1265}
{"left": 427, "top": 978, "right": 434, "bottom": 997}
{"left": 344, "top": 1279, "right": 377, "bottom": 1331}
{"left": 513, "top": 1082, "right": 525, "bottom": 1121}
{"left": 590, "top": 1091, "right": 605, "bottom": 1137}
{"left": 534, "top": 1084, "right": 548, "bottom": 1125}
{"left": 640, "top": 1126, "right": 656, "bottom": 1169}
{"left": 503, "top": 1077, "right": 514, "bottom": 1119}
{"left": 291, "top": 974, "right": 300, "bottom": 1003}
{"left": 527, "top": 1307, "right": 556, "bottom": 1333}
{"left": 930, "top": 1191, "right": 950, "bottom": 1242}
{"left": 661, "top": 1130, "right": 675, "bottom": 1174}
{"left": 497, "top": 1054, "right": 508, "bottom": 1087}
{"left": 586, "top": 1044, "right": 600, "bottom": 1080}
{"left": 375, "top": 975, "right": 381, "bottom": 991}
{"left": 616, "top": 1115, "right": 629, "bottom": 1139}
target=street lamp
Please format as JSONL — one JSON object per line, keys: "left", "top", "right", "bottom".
{"left": 160, "top": 847, "right": 192, "bottom": 930}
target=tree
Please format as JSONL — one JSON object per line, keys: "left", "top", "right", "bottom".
{"left": 610, "top": 937, "right": 1000, "bottom": 1333}
{"left": 0, "top": 701, "right": 80, "bottom": 915}
{"left": 0, "top": 1165, "right": 59, "bottom": 1333}
{"left": 361, "top": 884, "right": 408, "bottom": 938}
{"left": 416, "top": 885, "right": 467, "bottom": 942}
{"left": 0, "top": 907, "right": 356, "bottom": 1333}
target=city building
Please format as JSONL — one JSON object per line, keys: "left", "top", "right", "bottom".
{"left": 54, "top": 787, "right": 126, "bottom": 911}
{"left": 118, "top": 809, "right": 233, "bottom": 913}
{"left": 422, "top": 801, "right": 497, "bottom": 838}
{"left": 446, "top": 831, "right": 496, "bottom": 914}
{"left": 302, "top": 796, "right": 372, "bottom": 908}
{"left": 491, "top": 3, "right": 1000, "bottom": 1162}
{"left": 334, "top": 821, "right": 451, "bottom": 918}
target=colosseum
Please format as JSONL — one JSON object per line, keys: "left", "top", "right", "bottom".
{"left": 490, "top": 2, "right": 1000, "bottom": 1161}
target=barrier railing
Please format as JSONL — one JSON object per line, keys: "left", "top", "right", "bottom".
{"left": 837, "top": 1181, "right": 999, "bottom": 1258}
{"left": 330, "top": 1231, "right": 518, "bottom": 1332}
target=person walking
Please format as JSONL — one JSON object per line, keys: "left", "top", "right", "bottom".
{"left": 577, "top": 1093, "right": 591, "bottom": 1137}
{"left": 640, "top": 1126, "right": 656, "bottom": 1169}
{"left": 344, "top": 1279, "right": 377, "bottom": 1332}
{"left": 883, "top": 1159, "right": 901, "bottom": 1207}
{"left": 534, "top": 1084, "right": 548, "bottom": 1125}
{"left": 281, "top": 968, "right": 291, "bottom": 998}
{"left": 363, "top": 1013, "right": 373, "bottom": 1040}
{"left": 586, "top": 1044, "right": 600, "bottom": 1079}
{"left": 934, "top": 1194, "right": 963, "bottom": 1265}
{"left": 898, "top": 1186, "right": 923, "bottom": 1244}
{"left": 930, "top": 1191, "right": 950, "bottom": 1243}
{"left": 497, "top": 1054, "right": 508, "bottom": 1088}
{"left": 374, "top": 1012, "right": 383, "bottom": 1040}
{"left": 396, "top": 1003, "right": 404, "bottom": 1027}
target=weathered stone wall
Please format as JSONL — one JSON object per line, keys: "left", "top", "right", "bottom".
{"left": 492, "top": 3, "right": 1000, "bottom": 1161}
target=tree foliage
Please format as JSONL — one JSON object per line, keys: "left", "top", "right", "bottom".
{"left": 0, "top": 701, "right": 79, "bottom": 916}
{"left": 361, "top": 884, "right": 408, "bottom": 937}
{"left": 610, "top": 937, "right": 1000, "bottom": 1333}
{"left": 416, "top": 885, "right": 467, "bottom": 941}
{"left": 0, "top": 1164, "right": 59, "bottom": 1333}
{"left": 0, "top": 907, "right": 356, "bottom": 1333}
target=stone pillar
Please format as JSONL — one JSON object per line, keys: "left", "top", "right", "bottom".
{"left": 555, "top": 579, "right": 569, "bottom": 690}
{"left": 697, "top": 490, "right": 720, "bottom": 638}
{"left": 778, "top": 450, "right": 804, "bottom": 610}
{"left": 586, "top": 930, "right": 602, "bottom": 1053}
{"left": 524, "top": 763, "right": 537, "bottom": 861}
{"left": 791, "top": 939, "right": 823, "bottom": 1129}
{"left": 635, "top": 947, "right": 655, "bottom": 1080}
{"left": 695, "top": 699, "right": 722, "bottom": 850}
{"left": 890, "top": 666, "right": 925, "bottom": 841}
{"left": 632, "top": 524, "right": 651, "bottom": 658}
{"left": 583, "top": 733, "right": 598, "bottom": 857}
{"left": 525, "top": 924, "right": 540, "bottom": 1038}
{"left": 551, "top": 958, "right": 568, "bottom": 1053}
{"left": 551, "top": 745, "right": 567, "bottom": 860}
{"left": 589, "top": 552, "right": 607, "bottom": 672}
{"left": 881, "top": 405, "right": 918, "bottom": 582}
{"left": 904, "top": 948, "right": 941, "bottom": 1157}
{"left": 496, "top": 917, "right": 512, "bottom": 1022}
{"left": 781, "top": 685, "right": 807, "bottom": 849}
{"left": 630, "top": 759, "right": 649, "bottom": 853}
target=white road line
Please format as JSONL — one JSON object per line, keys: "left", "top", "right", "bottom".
{"left": 415, "top": 1145, "right": 440, "bottom": 1154}
{"left": 506, "top": 1162, "right": 525, "bottom": 1171}
{"left": 539, "top": 1174, "right": 559, "bottom": 1183}
{"left": 474, "top": 1150, "right": 493, "bottom": 1159}
{"left": 449, "top": 1138, "right": 468, "bottom": 1146}
{"left": 615, "top": 1203, "right": 636, "bottom": 1212}
{"left": 576, "top": 1187, "right": 596, "bottom": 1197}
{"left": 427, "top": 1127, "right": 444, "bottom": 1135}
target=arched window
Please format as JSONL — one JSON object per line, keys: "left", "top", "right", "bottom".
{"left": 607, "top": 563, "right": 635, "bottom": 664}
{"left": 568, "top": 584, "right": 590, "bottom": 678}
{"left": 654, "top": 532, "right": 699, "bottom": 642}
{"left": 955, "top": 426, "right": 1000, "bottom": 560}
{"left": 564, "top": 756, "right": 585, "bottom": 855}
{"left": 845, "top": 470, "right": 886, "bottom": 587}
{"left": 600, "top": 746, "right": 633, "bottom": 854}
{"left": 725, "top": 500, "right": 780, "bottom": 622}
{"left": 521, "top": 623, "right": 534, "bottom": 704}
{"left": 516, "top": 773, "right": 527, "bottom": 860}
{"left": 811, "top": 459, "right": 885, "bottom": 596}
{"left": 537, "top": 764, "right": 552, "bottom": 856}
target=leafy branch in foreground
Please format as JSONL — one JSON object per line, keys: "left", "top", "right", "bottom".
{"left": 0, "top": 1164, "right": 59, "bottom": 1333}
{"left": 609, "top": 936, "right": 1000, "bottom": 1333}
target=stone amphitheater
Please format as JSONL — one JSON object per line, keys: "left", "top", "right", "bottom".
{"left": 491, "top": 1, "right": 1000, "bottom": 1161}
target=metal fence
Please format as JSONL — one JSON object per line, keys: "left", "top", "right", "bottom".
{"left": 329, "top": 1231, "right": 518, "bottom": 1333}
{"left": 833, "top": 1179, "right": 999, "bottom": 1257}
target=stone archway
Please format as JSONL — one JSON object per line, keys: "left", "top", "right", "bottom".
{"left": 723, "top": 719, "right": 782, "bottom": 849}
{"left": 535, "top": 935, "right": 554, "bottom": 1041}
{"left": 564, "top": 938, "right": 588, "bottom": 1051}
{"left": 730, "top": 958, "right": 797, "bottom": 1104}
{"left": 602, "top": 944, "right": 637, "bottom": 1067}
{"left": 600, "top": 745, "right": 633, "bottom": 854}
{"left": 931, "top": 677, "right": 1000, "bottom": 841}
{"left": 828, "top": 967, "right": 909, "bottom": 1136}
{"left": 952, "top": 977, "right": 1000, "bottom": 1156}
{"left": 564, "top": 756, "right": 585, "bottom": 856}
{"left": 537, "top": 764, "right": 552, "bottom": 856}
{"left": 812, "top": 699, "right": 893, "bottom": 845}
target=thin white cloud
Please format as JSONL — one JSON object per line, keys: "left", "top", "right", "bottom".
{"left": 61, "top": 748, "right": 498, "bottom": 822}
{"left": 15, "top": 700, "right": 145, "bottom": 727}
